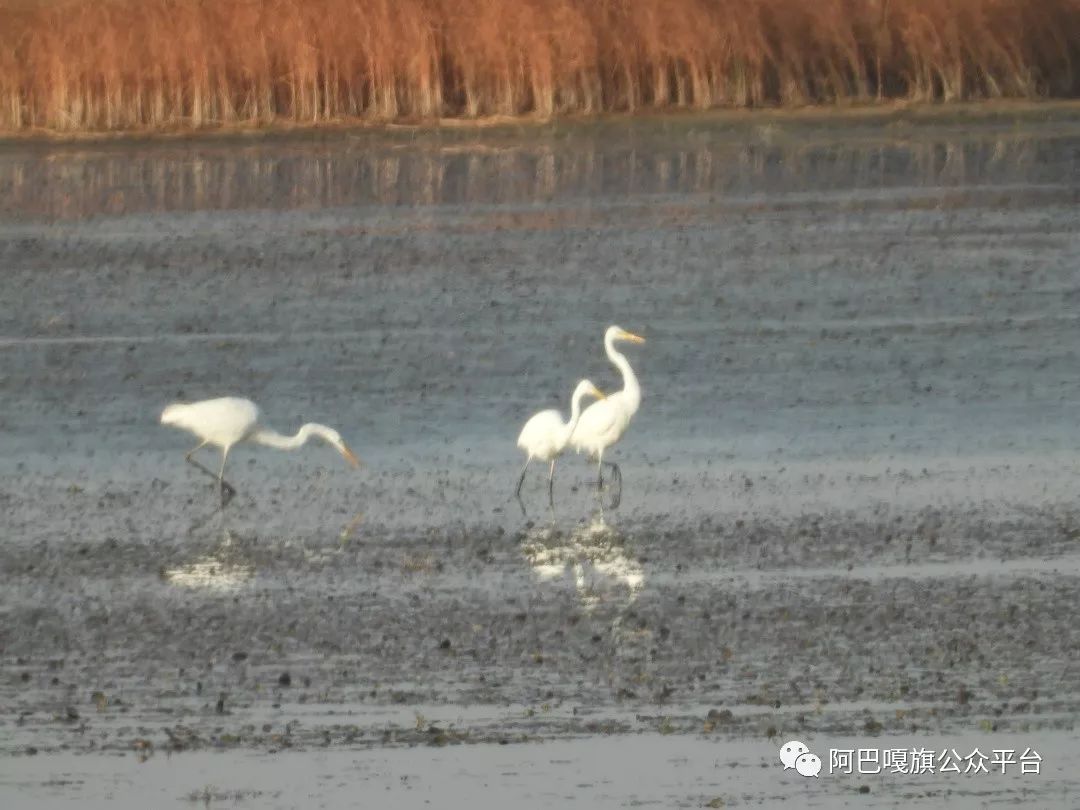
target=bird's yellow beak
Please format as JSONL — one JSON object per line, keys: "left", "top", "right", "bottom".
{"left": 593, "top": 387, "right": 607, "bottom": 400}
{"left": 341, "top": 444, "right": 361, "bottom": 467}
{"left": 621, "top": 330, "right": 646, "bottom": 344}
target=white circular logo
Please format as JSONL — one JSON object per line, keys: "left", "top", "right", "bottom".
{"left": 779, "top": 740, "right": 809, "bottom": 770}
{"left": 795, "top": 752, "right": 822, "bottom": 778}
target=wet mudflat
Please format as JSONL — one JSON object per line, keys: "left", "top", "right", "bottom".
{"left": 2, "top": 113, "right": 1080, "bottom": 807}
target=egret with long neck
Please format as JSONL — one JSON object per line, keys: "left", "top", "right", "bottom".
{"left": 570, "top": 325, "right": 646, "bottom": 508}
{"left": 516, "top": 379, "right": 606, "bottom": 507}
{"left": 160, "top": 396, "right": 359, "bottom": 504}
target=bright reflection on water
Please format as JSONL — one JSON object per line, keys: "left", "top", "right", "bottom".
{"left": 162, "top": 556, "right": 254, "bottom": 591}
{"left": 522, "top": 514, "right": 644, "bottom": 610}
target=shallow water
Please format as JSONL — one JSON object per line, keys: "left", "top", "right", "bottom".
{"left": 5, "top": 733, "right": 1080, "bottom": 809}
{"left": 2, "top": 115, "right": 1080, "bottom": 806}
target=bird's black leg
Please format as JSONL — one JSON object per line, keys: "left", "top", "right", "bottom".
{"left": 547, "top": 460, "right": 556, "bottom": 509}
{"left": 184, "top": 447, "right": 236, "bottom": 506}
{"left": 217, "top": 449, "right": 236, "bottom": 508}
{"left": 514, "top": 460, "right": 530, "bottom": 517}
{"left": 185, "top": 454, "right": 221, "bottom": 485}
{"left": 606, "top": 462, "right": 623, "bottom": 509}
{"left": 588, "top": 456, "right": 604, "bottom": 490}
{"left": 515, "top": 460, "right": 530, "bottom": 499}
{"left": 185, "top": 440, "right": 208, "bottom": 462}
{"left": 219, "top": 480, "right": 236, "bottom": 508}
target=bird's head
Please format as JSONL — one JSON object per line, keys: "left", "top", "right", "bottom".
{"left": 574, "top": 379, "right": 606, "bottom": 403}
{"left": 606, "top": 325, "right": 646, "bottom": 345}
{"left": 312, "top": 426, "right": 361, "bottom": 467}
{"left": 334, "top": 436, "right": 362, "bottom": 468}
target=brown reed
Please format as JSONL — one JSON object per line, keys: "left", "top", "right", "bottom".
{"left": 1, "top": 0, "right": 1078, "bottom": 133}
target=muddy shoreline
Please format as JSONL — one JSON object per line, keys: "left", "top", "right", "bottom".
{"left": 5, "top": 99, "right": 1080, "bottom": 149}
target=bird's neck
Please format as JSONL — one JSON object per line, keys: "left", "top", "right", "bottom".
{"left": 251, "top": 424, "right": 315, "bottom": 450}
{"left": 605, "top": 334, "right": 641, "bottom": 410}
{"left": 563, "top": 389, "right": 590, "bottom": 442}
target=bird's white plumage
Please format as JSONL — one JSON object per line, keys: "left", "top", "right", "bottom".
{"left": 517, "top": 409, "right": 570, "bottom": 461}
{"left": 160, "top": 396, "right": 359, "bottom": 500}
{"left": 515, "top": 379, "right": 605, "bottom": 502}
{"left": 518, "top": 380, "right": 604, "bottom": 462}
{"left": 570, "top": 326, "right": 644, "bottom": 460}
{"left": 570, "top": 394, "right": 628, "bottom": 454}
{"left": 160, "top": 397, "right": 260, "bottom": 448}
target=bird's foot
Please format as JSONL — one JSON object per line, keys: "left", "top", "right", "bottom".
{"left": 219, "top": 481, "right": 236, "bottom": 508}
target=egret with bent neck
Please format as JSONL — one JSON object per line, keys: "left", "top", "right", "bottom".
{"left": 516, "top": 379, "right": 606, "bottom": 507}
{"left": 160, "top": 396, "right": 359, "bottom": 504}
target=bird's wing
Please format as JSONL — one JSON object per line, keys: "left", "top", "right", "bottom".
{"left": 571, "top": 399, "right": 621, "bottom": 446}
{"left": 518, "top": 409, "right": 562, "bottom": 448}
{"left": 177, "top": 398, "right": 260, "bottom": 443}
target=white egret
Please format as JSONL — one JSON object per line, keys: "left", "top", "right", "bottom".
{"left": 160, "top": 396, "right": 359, "bottom": 502}
{"left": 570, "top": 325, "right": 645, "bottom": 507}
{"left": 516, "top": 379, "right": 606, "bottom": 506}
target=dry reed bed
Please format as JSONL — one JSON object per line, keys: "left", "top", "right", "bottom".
{"left": 1, "top": 0, "right": 1078, "bottom": 132}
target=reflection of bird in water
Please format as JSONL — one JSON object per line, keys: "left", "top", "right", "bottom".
{"left": 523, "top": 516, "right": 657, "bottom": 698}
{"left": 571, "top": 326, "right": 645, "bottom": 508}
{"left": 161, "top": 551, "right": 254, "bottom": 591}
{"left": 516, "top": 379, "right": 606, "bottom": 507}
{"left": 160, "top": 396, "right": 359, "bottom": 504}
{"left": 339, "top": 511, "right": 365, "bottom": 546}
{"left": 521, "top": 516, "right": 643, "bottom": 610}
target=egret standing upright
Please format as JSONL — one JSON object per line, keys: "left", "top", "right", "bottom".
{"left": 570, "top": 325, "right": 645, "bottom": 507}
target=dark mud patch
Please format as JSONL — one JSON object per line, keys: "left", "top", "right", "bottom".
{"left": 3, "top": 504, "right": 1080, "bottom": 758}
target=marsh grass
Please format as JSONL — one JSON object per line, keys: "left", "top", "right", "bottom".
{"left": 1, "top": 0, "right": 1078, "bottom": 132}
